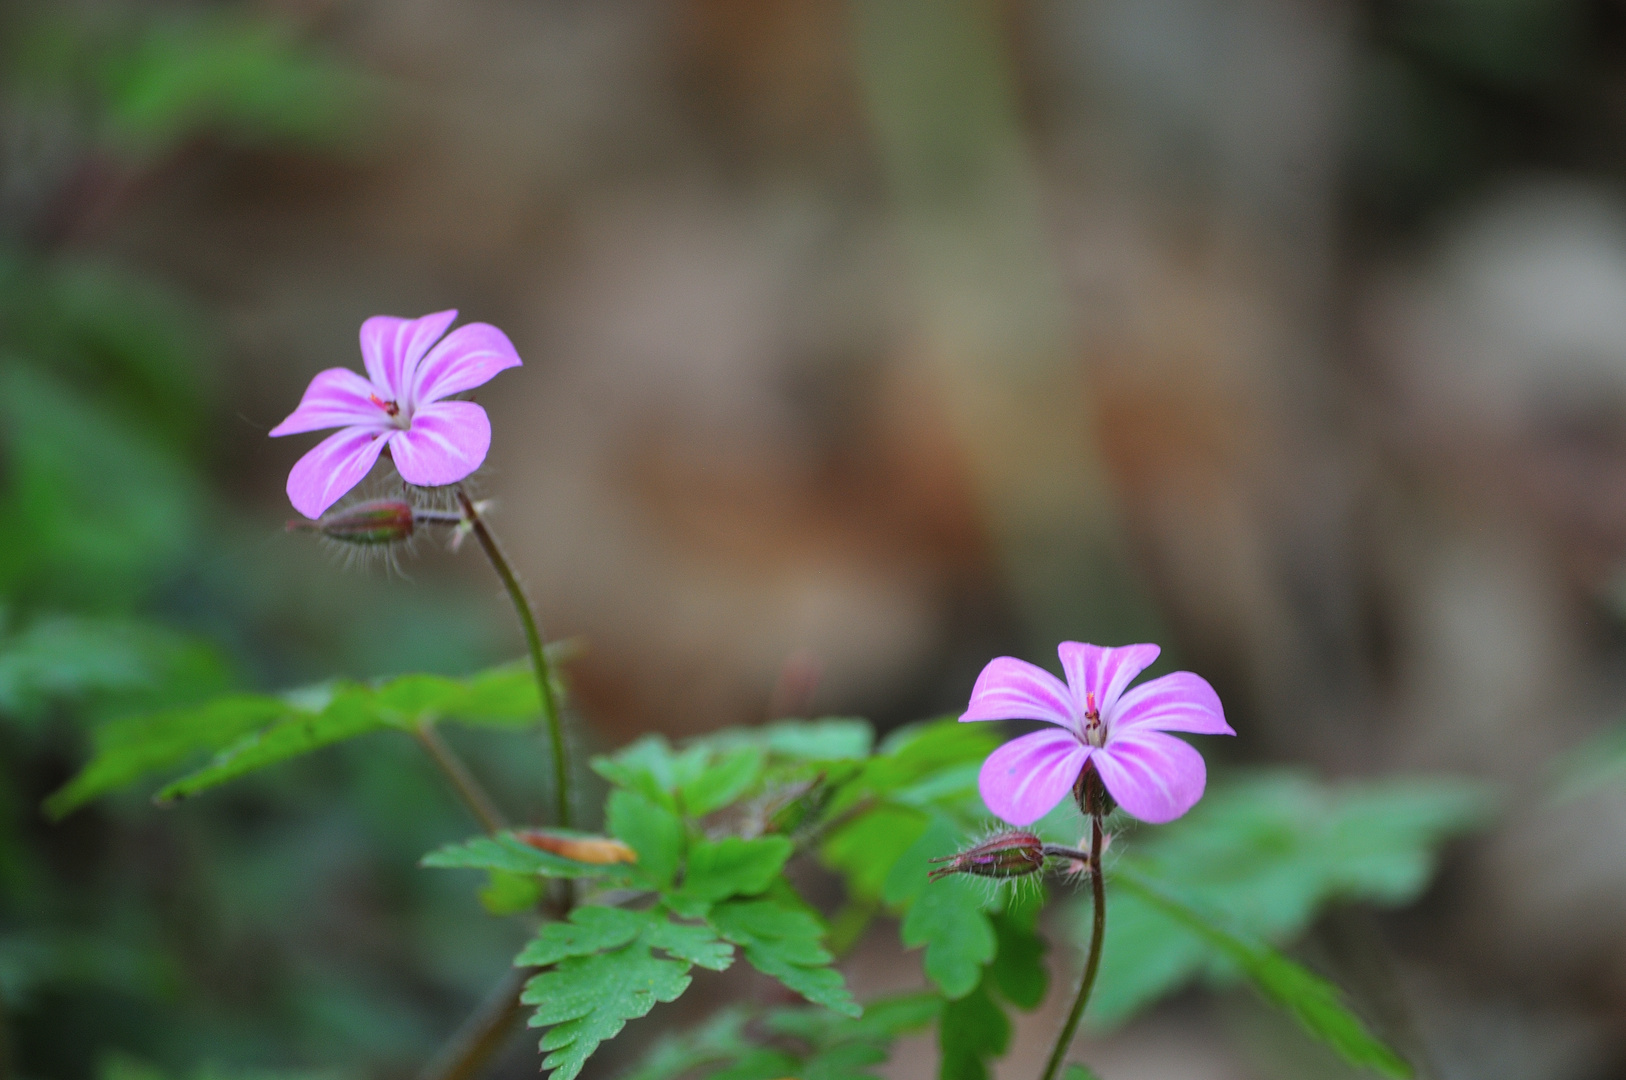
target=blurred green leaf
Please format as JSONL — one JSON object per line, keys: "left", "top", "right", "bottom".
{"left": 884, "top": 814, "right": 996, "bottom": 999}
{"left": 938, "top": 976, "right": 1009, "bottom": 1080}
{"left": 682, "top": 746, "right": 765, "bottom": 816}
{"left": 479, "top": 870, "right": 544, "bottom": 915}
{"left": 420, "top": 832, "right": 630, "bottom": 881}
{"left": 667, "top": 835, "right": 793, "bottom": 917}
{"left": 620, "top": 1009, "right": 757, "bottom": 1080}
{"left": 987, "top": 910, "right": 1047, "bottom": 1010}
{"left": 607, "top": 789, "right": 684, "bottom": 889}
{"left": 708, "top": 898, "right": 859, "bottom": 1017}
{"left": 521, "top": 941, "right": 693, "bottom": 1080}
{"left": 47, "top": 658, "right": 562, "bottom": 815}
{"left": 0, "top": 613, "right": 227, "bottom": 724}
{"left": 1088, "top": 771, "right": 1488, "bottom": 1026}
{"left": 1113, "top": 867, "right": 1411, "bottom": 1078}
{"left": 821, "top": 804, "right": 928, "bottom": 901}
{"left": 0, "top": 362, "right": 200, "bottom": 608}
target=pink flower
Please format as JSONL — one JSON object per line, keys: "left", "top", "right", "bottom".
{"left": 270, "top": 310, "right": 522, "bottom": 519}
{"left": 961, "top": 642, "right": 1233, "bottom": 826}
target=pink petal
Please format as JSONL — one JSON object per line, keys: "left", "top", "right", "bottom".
{"left": 269, "top": 368, "right": 387, "bottom": 436}
{"left": 978, "top": 729, "right": 1092, "bottom": 827}
{"left": 1090, "top": 731, "right": 1207, "bottom": 824}
{"left": 1111, "top": 671, "right": 1233, "bottom": 737}
{"left": 286, "top": 425, "right": 390, "bottom": 519}
{"left": 959, "top": 657, "right": 1079, "bottom": 730}
{"left": 359, "top": 310, "right": 458, "bottom": 401}
{"left": 388, "top": 400, "right": 491, "bottom": 487}
{"left": 1058, "top": 642, "right": 1160, "bottom": 715}
{"left": 411, "top": 322, "right": 523, "bottom": 406}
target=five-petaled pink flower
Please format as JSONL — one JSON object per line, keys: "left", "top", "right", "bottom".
{"left": 961, "top": 642, "right": 1233, "bottom": 826}
{"left": 271, "top": 310, "right": 522, "bottom": 519}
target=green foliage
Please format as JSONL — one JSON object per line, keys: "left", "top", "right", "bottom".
{"left": 1087, "top": 771, "right": 1489, "bottom": 1026}
{"left": 709, "top": 899, "right": 860, "bottom": 1017}
{"left": 883, "top": 813, "right": 998, "bottom": 999}
{"left": 667, "top": 835, "right": 794, "bottom": 916}
{"left": 420, "top": 832, "right": 633, "bottom": 880}
{"left": 623, "top": 994, "right": 941, "bottom": 1080}
{"left": 1112, "top": 868, "right": 1412, "bottom": 1078}
{"left": 938, "top": 977, "right": 1010, "bottom": 1080}
{"left": 606, "top": 789, "right": 685, "bottom": 888}
{"left": 47, "top": 656, "right": 566, "bottom": 816}
{"left": 522, "top": 942, "right": 694, "bottom": 1080}
{"left": 0, "top": 613, "right": 229, "bottom": 725}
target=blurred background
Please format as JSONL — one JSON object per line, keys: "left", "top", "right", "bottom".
{"left": 6, "top": 0, "right": 1626, "bottom": 1077}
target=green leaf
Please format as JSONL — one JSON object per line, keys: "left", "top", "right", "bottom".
{"left": 44, "top": 695, "right": 290, "bottom": 818}
{"left": 937, "top": 977, "right": 1009, "bottom": 1080}
{"left": 1112, "top": 867, "right": 1411, "bottom": 1079}
{"left": 48, "top": 657, "right": 567, "bottom": 813}
{"left": 704, "top": 718, "right": 875, "bottom": 761}
{"left": 620, "top": 1009, "right": 755, "bottom": 1080}
{"left": 1061, "top": 1067, "right": 1102, "bottom": 1080}
{"left": 154, "top": 691, "right": 388, "bottom": 802}
{"left": 607, "top": 789, "right": 684, "bottom": 889}
{"left": 479, "top": 871, "right": 544, "bottom": 916}
{"left": 644, "top": 916, "right": 734, "bottom": 971}
{"left": 884, "top": 815, "right": 996, "bottom": 999}
{"left": 668, "top": 836, "right": 794, "bottom": 916}
{"left": 1087, "top": 771, "right": 1487, "bottom": 1026}
{"left": 988, "top": 911, "right": 1047, "bottom": 1010}
{"left": 821, "top": 804, "right": 928, "bottom": 900}
{"left": 517, "top": 907, "right": 650, "bottom": 967}
{"left": 708, "top": 899, "right": 860, "bottom": 1017}
{"left": 420, "top": 833, "right": 626, "bottom": 880}
{"left": 521, "top": 942, "right": 692, "bottom": 1080}
{"left": 0, "top": 615, "right": 221, "bottom": 722}
{"left": 681, "top": 746, "right": 765, "bottom": 816}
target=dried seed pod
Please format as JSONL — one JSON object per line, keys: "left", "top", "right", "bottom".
{"left": 515, "top": 829, "right": 638, "bottom": 865}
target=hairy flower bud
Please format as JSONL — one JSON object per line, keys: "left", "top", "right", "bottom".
{"left": 927, "top": 829, "right": 1045, "bottom": 881}
{"left": 515, "top": 829, "right": 638, "bottom": 865}
{"left": 290, "top": 499, "right": 416, "bottom": 545}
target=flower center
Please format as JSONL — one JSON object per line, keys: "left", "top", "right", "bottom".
{"left": 369, "top": 394, "right": 409, "bottom": 428}
{"left": 1082, "top": 691, "right": 1105, "bottom": 748}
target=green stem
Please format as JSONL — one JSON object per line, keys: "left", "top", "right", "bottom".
{"left": 1039, "top": 812, "right": 1106, "bottom": 1080}
{"left": 456, "top": 488, "right": 571, "bottom": 830}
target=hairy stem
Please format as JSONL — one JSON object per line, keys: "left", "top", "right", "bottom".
{"left": 456, "top": 488, "right": 571, "bottom": 830}
{"left": 415, "top": 966, "right": 530, "bottom": 1080}
{"left": 1039, "top": 812, "right": 1106, "bottom": 1080}
{"left": 414, "top": 722, "right": 509, "bottom": 834}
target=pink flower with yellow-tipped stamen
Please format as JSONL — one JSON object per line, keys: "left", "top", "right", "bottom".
{"left": 270, "top": 310, "right": 522, "bottom": 519}
{"left": 960, "top": 642, "right": 1233, "bottom": 826}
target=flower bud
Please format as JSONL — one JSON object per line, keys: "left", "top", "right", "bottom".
{"left": 927, "top": 830, "right": 1045, "bottom": 881}
{"left": 515, "top": 829, "right": 638, "bottom": 865}
{"left": 290, "top": 499, "right": 415, "bottom": 545}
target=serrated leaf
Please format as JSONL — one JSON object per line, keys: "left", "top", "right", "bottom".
{"left": 644, "top": 917, "right": 734, "bottom": 971}
{"left": 708, "top": 899, "right": 859, "bottom": 1017}
{"left": 522, "top": 942, "right": 692, "bottom": 1080}
{"left": 988, "top": 912, "right": 1047, "bottom": 1010}
{"left": 593, "top": 736, "right": 706, "bottom": 810}
{"left": 607, "top": 789, "right": 684, "bottom": 888}
{"left": 1112, "top": 867, "right": 1411, "bottom": 1079}
{"left": 884, "top": 815, "right": 996, "bottom": 999}
{"left": 419, "top": 833, "right": 629, "bottom": 880}
{"left": 1087, "top": 771, "right": 1487, "bottom": 1027}
{"left": 517, "top": 907, "right": 651, "bottom": 967}
{"left": 668, "top": 836, "right": 794, "bottom": 916}
{"left": 938, "top": 976, "right": 1009, "bottom": 1080}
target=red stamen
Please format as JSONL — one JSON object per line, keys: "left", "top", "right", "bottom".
{"left": 369, "top": 394, "right": 400, "bottom": 417}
